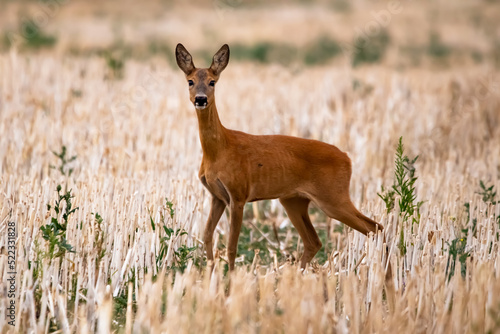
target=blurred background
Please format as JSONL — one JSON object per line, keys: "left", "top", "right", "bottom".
{"left": 0, "top": 0, "right": 499, "bottom": 71}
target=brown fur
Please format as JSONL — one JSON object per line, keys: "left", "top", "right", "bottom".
{"left": 176, "top": 43, "right": 383, "bottom": 270}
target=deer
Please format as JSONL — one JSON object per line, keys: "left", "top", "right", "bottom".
{"left": 175, "top": 43, "right": 384, "bottom": 271}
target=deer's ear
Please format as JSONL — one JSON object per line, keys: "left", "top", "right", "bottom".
{"left": 210, "top": 44, "right": 230, "bottom": 76}
{"left": 176, "top": 43, "right": 195, "bottom": 75}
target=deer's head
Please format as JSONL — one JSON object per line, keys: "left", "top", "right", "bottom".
{"left": 175, "top": 43, "right": 230, "bottom": 110}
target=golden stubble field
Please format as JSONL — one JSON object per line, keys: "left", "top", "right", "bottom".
{"left": 1, "top": 52, "right": 499, "bottom": 333}
{"left": 1, "top": 1, "right": 500, "bottom": 333}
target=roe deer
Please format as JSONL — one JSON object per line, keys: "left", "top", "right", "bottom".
{"left": 175, "top": 43, "right": 384, "bottom": 270}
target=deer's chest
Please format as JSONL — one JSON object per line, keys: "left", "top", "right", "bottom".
{"left": 199, "top": 168, "right": 231, "bottom": 205}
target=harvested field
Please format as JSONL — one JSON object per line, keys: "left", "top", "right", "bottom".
{"left": 0, "top": 1, "right": 499, "bottom": 333}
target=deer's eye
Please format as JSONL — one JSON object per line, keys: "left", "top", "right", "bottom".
{"left": 188, "top": 80, "right": 194, "bottom": 86}
{"left": 209, "top": 80, "right": 215, "bottom": 87}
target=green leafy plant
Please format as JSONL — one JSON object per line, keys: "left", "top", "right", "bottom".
{"left": 446, "top": 229, "right": 470, "bottom": 280}
{"left": 30, "top": 146, "right": 79, "bottom": 331}
{"left": 156, "top": 225, "right": 197, "bottom": 273}
{"left": 478, "top": 180, "right": 497, "bottom": 204}
{"left": 393, "top": 139, "right": 423, "bottom": 224}
{"left": 464, "top": 202, "right": 478, "bottom": 236}
{"left": 151, "top": 198, "right": 199, "bottom": 273}
{"left": 42, "top": 185, "right": 78, "bottom": 260}
{"left": 398, "top": 226, "right": 407, "bottom": 257}
{"left": 235, "top": 224, "right": 278, "bottom": 266}
{"left": 50, "top": 145, "right": 77, "bottom": 177}
{"left": 465, "top": 180, "right": 499, "bottom": 238}
{"left": 172, "top": 243, "right": 199, "bottom": 273}
{"left": 41, "top": 146, "right": 78, "bottom": 261}
{"left": 378, "top": 137, "right": 423, "bottom": 255}
{"left": 112, "top": 271, "right": 137, "bottom": 332}
{"left": 378, "top": 185, "right": 395, "bottom": 215}
{"left": 165, "top": 199, "right": 175, "bottom": 219}
{"left": 218, "top": 220, "right": 309, "bottom": 268}
{"left": 459, "top": 180, "right": 499, "bottom": 277}
{"left": 447, "top": 180, "right": 499, "bottom": 280}
{"left": 378, "top": 138, "right": 423, "bottom": 217}
{"left": 93, "top": 212, "right": 107, "bottom": 271}
{"left": 379, "top": 137, "right": 423, "bottom": 223}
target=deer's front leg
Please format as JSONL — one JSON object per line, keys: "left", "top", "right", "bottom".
{"left": 227, "top": 201, "right": 244, "bottom": 271}
{"left": 203, "top": 196, "right": 226, "bottom": 262}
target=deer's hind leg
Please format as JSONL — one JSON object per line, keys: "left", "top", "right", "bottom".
{"left": 279, "top": 196, "right": 322, "bottom": 269}
{"left": 314, "top": 194, "right": 382, "bottom": 235}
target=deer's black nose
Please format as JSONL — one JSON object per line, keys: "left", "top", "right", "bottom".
{"left": 194, "top": 96, "right": 207, "bottom": 106}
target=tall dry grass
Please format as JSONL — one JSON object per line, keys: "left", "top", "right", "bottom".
{"left": 0, "top": 48, "right": 499, "bottom": 333}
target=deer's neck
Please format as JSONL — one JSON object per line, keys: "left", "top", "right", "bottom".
{"left": 196, "top": 102, "right": 228, "bottom": 160}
